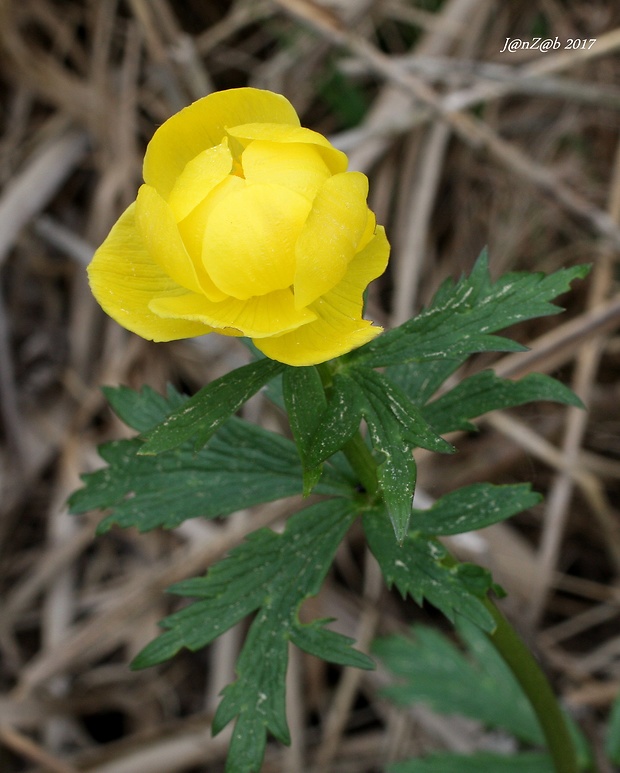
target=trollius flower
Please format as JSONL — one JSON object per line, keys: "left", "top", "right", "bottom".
{"left": 88, "top": 88, "right": 389, "bottom": 366}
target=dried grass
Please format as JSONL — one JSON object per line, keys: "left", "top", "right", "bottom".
{"left": 1, "top": 1, "right": 620, "bottom": 771}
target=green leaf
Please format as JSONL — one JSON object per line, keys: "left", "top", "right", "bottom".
{"left": 69, "top": 387, "right": 355, "bottom": 532}
{"left": 374, "top": 618, "right": 544, "bottom": 745}
{"left": 386, "top": 359, "right": 461, "bottom": 408}
{"left": 349, "top": 373, "right": 416, "bottom": 541}
{"left": 132, "top": 498, "right": 371, "bottom": 773}
{"left": 350, "top": 369, "right": 454, "bottom": 455}
{"left": 102, "top": 384, "right": 185, "bottom": 432}
{"left": 302, "top": 372, "right": 365, "bottom": 469}
{"left": 350, "top": 251, "right": 589, "bottom": 370}
{"left": 346, "top": 369, "right": 453, "bottom": 541}
{"left": 363, "top": 508, "right": 495, "bottom": 630}
{"left": 290, "top": 619, "right": 374, "bottom": 670}
{"left": 282, "top": 366, "right": 327, "bottom": 495}
{"left": 411, "top": 483, "right": 541, "bottom": 536}
{"left": 605, "top": 689, "right": 620, "bottom": 764}
{"left": 388, "top": 752, "right": 554, "bottom": 773}
{"left": 139, "top": 358, "right": 285, "bottom": 455}
{"left": 422, "top": 371, "right": 583, "bottom": 434}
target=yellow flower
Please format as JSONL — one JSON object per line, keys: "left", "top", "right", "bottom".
{"left": 88, "top": 88, "right": 389, "bottom": 366}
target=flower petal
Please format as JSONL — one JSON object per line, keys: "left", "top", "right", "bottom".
{"left": 294, "top": 172, "right": 370, "bottom": 309}
{"left": 241, "top": 141, "right": 331, "bottom": 201}
{"left": 135, "top": 184, "right": 207, "bottom": 296}
{"left": 176, "top": 176, "right": 243, "bottom": 303}
{"left": 144, "top": 88, "right": 300, "bottom": 199}
{"left": 87, "top": 203, "right": 212, "bottom": 341}
{"left": 228, "top": 122, "right": 347, "bottom": 175}
{"left": 166, "top": 140, "right": 233, "bottom": 221}
{"left": 255, "top": 226, "right": 389, "bottom": 366}
{"left": 203, "top": 182, "right": 311, "bottom": 300}
{"left": 149, "top": 288, "right": 316, "bottom": 338}
{"left": 322, "top": 225, "right": 390, "bottom": 318}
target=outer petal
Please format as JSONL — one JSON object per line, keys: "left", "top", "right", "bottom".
{"left": 135, "top": 184, "right": 205, "bottom": 294}
{"left": 255, "top": 226, "right": 389, "bottom": 366}
{"left": 144, "top": 89, "right": 300, "bottom": 199}
{"left": 149, "top": 288, "right": 316, "bottom": 338}
{"left": 203, "top": 182, "right": 311, "bottom": 300}
{"left": 87, "top": 203, "right": 212, "bottom": 342}
{"left": 166, "top": 141, "right": 233, "bottom": 221}
{"left": 241, "top": 141, "right": 331, "bottom": 201}
{"left": 320, "top": 225, "right": 389, "bottom": 319}
{"left": 228, "top": 122, "right": 347, "bottom": 175}
{"left": 294, "top": 172, "right": 370, "bottom": 309}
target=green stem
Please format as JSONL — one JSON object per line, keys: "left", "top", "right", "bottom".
{"left": 342, "top": 431, "right": 379, "bottom": 498}
{"left": 483, "top": 597, "right": 580, "bottom": 773}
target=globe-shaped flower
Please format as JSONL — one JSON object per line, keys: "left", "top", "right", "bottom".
{"left": 88, "top": 88, "right": 389, "bottom": 366}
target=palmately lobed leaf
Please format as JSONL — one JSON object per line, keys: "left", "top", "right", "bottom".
{"left": 68, "top": 385, "right": 356, "bottom": 533}
{"left": 349, "top": 251, "right": 589, "bottom": 369}
{"left": 133, "top": 498, "right": 368, "bottom": 773}
{"left": 68, "top": 253, "right": 593, "bottom": 773}
{"left": 363, "top": 508, "right": 495, "bottom": 630}
{"left": 373, "top": 619, "right": 544, "bottom": 745}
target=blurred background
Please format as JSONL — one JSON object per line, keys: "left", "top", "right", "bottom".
{"left": 1, "top": 0, "right": 620, "bottom": 771}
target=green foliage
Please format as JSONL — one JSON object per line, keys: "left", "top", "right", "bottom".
{"left": 422, "top": 370, "right": 583, "bottom": 434}
{"left": 132, "top": 498, "right": 372, "bottom": 773}
{"left": 410, "top": 483, "right": 541, "bottom": 536}
{"left": 350, "top": 251, "right": 589, "bottom": 372}
{"left": 605, "top": 689, "right": 620, "bottom": 764}
{"left": 139, "top": 357, "right": 285, "bottom": 455}
{"left": 69, "top": 385, "right": 354, "bottom": 532}
{"left": 286, "top": 365, "right": 455, "bottom": 539}
{"left": 349, "top": 368, "right": 453, "bottom": 540}
{"left": 299, "top": 370, "right": 365, "bottom": 469}
{"left": 69, "top": 256, "right": 591, "bottom": 773}
{"left": 103, "top": 382, "right": 184, "bottom": 431}
{"left": 376, "top": 618, "right": 593, "bottom": 772}
{"left": 282, "top": 365, "right": 328, "bottom": 495}
{"left": 318, "top": 63, "right": 368, "bottom": 128}
{"left": 363, "top": 508, "right": 496, "bottom": 630}
{"left": 374, "top": 618, "right": 544, "bottom": 744}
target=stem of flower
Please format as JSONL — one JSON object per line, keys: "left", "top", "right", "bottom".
{"left": 483, "top": 597, "right": 580, "bottom": 773}
{"left": 342, "top": 431, "right": 379, "bottom": 498}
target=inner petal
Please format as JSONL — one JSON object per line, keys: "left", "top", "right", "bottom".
{"left": 241, "top": 141, "right": 331, "bottom": 202}
{"left": 227, "top": 122, "right": 348, "bottom": 175}
{"left": 166, "top": 140, "right": 233, "bottom": 221}
{"left": 177, "top": 176, "right": 245, "bottom": 302}
{"left": 203, "top": 182, "right": 311, "bottom": 300}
